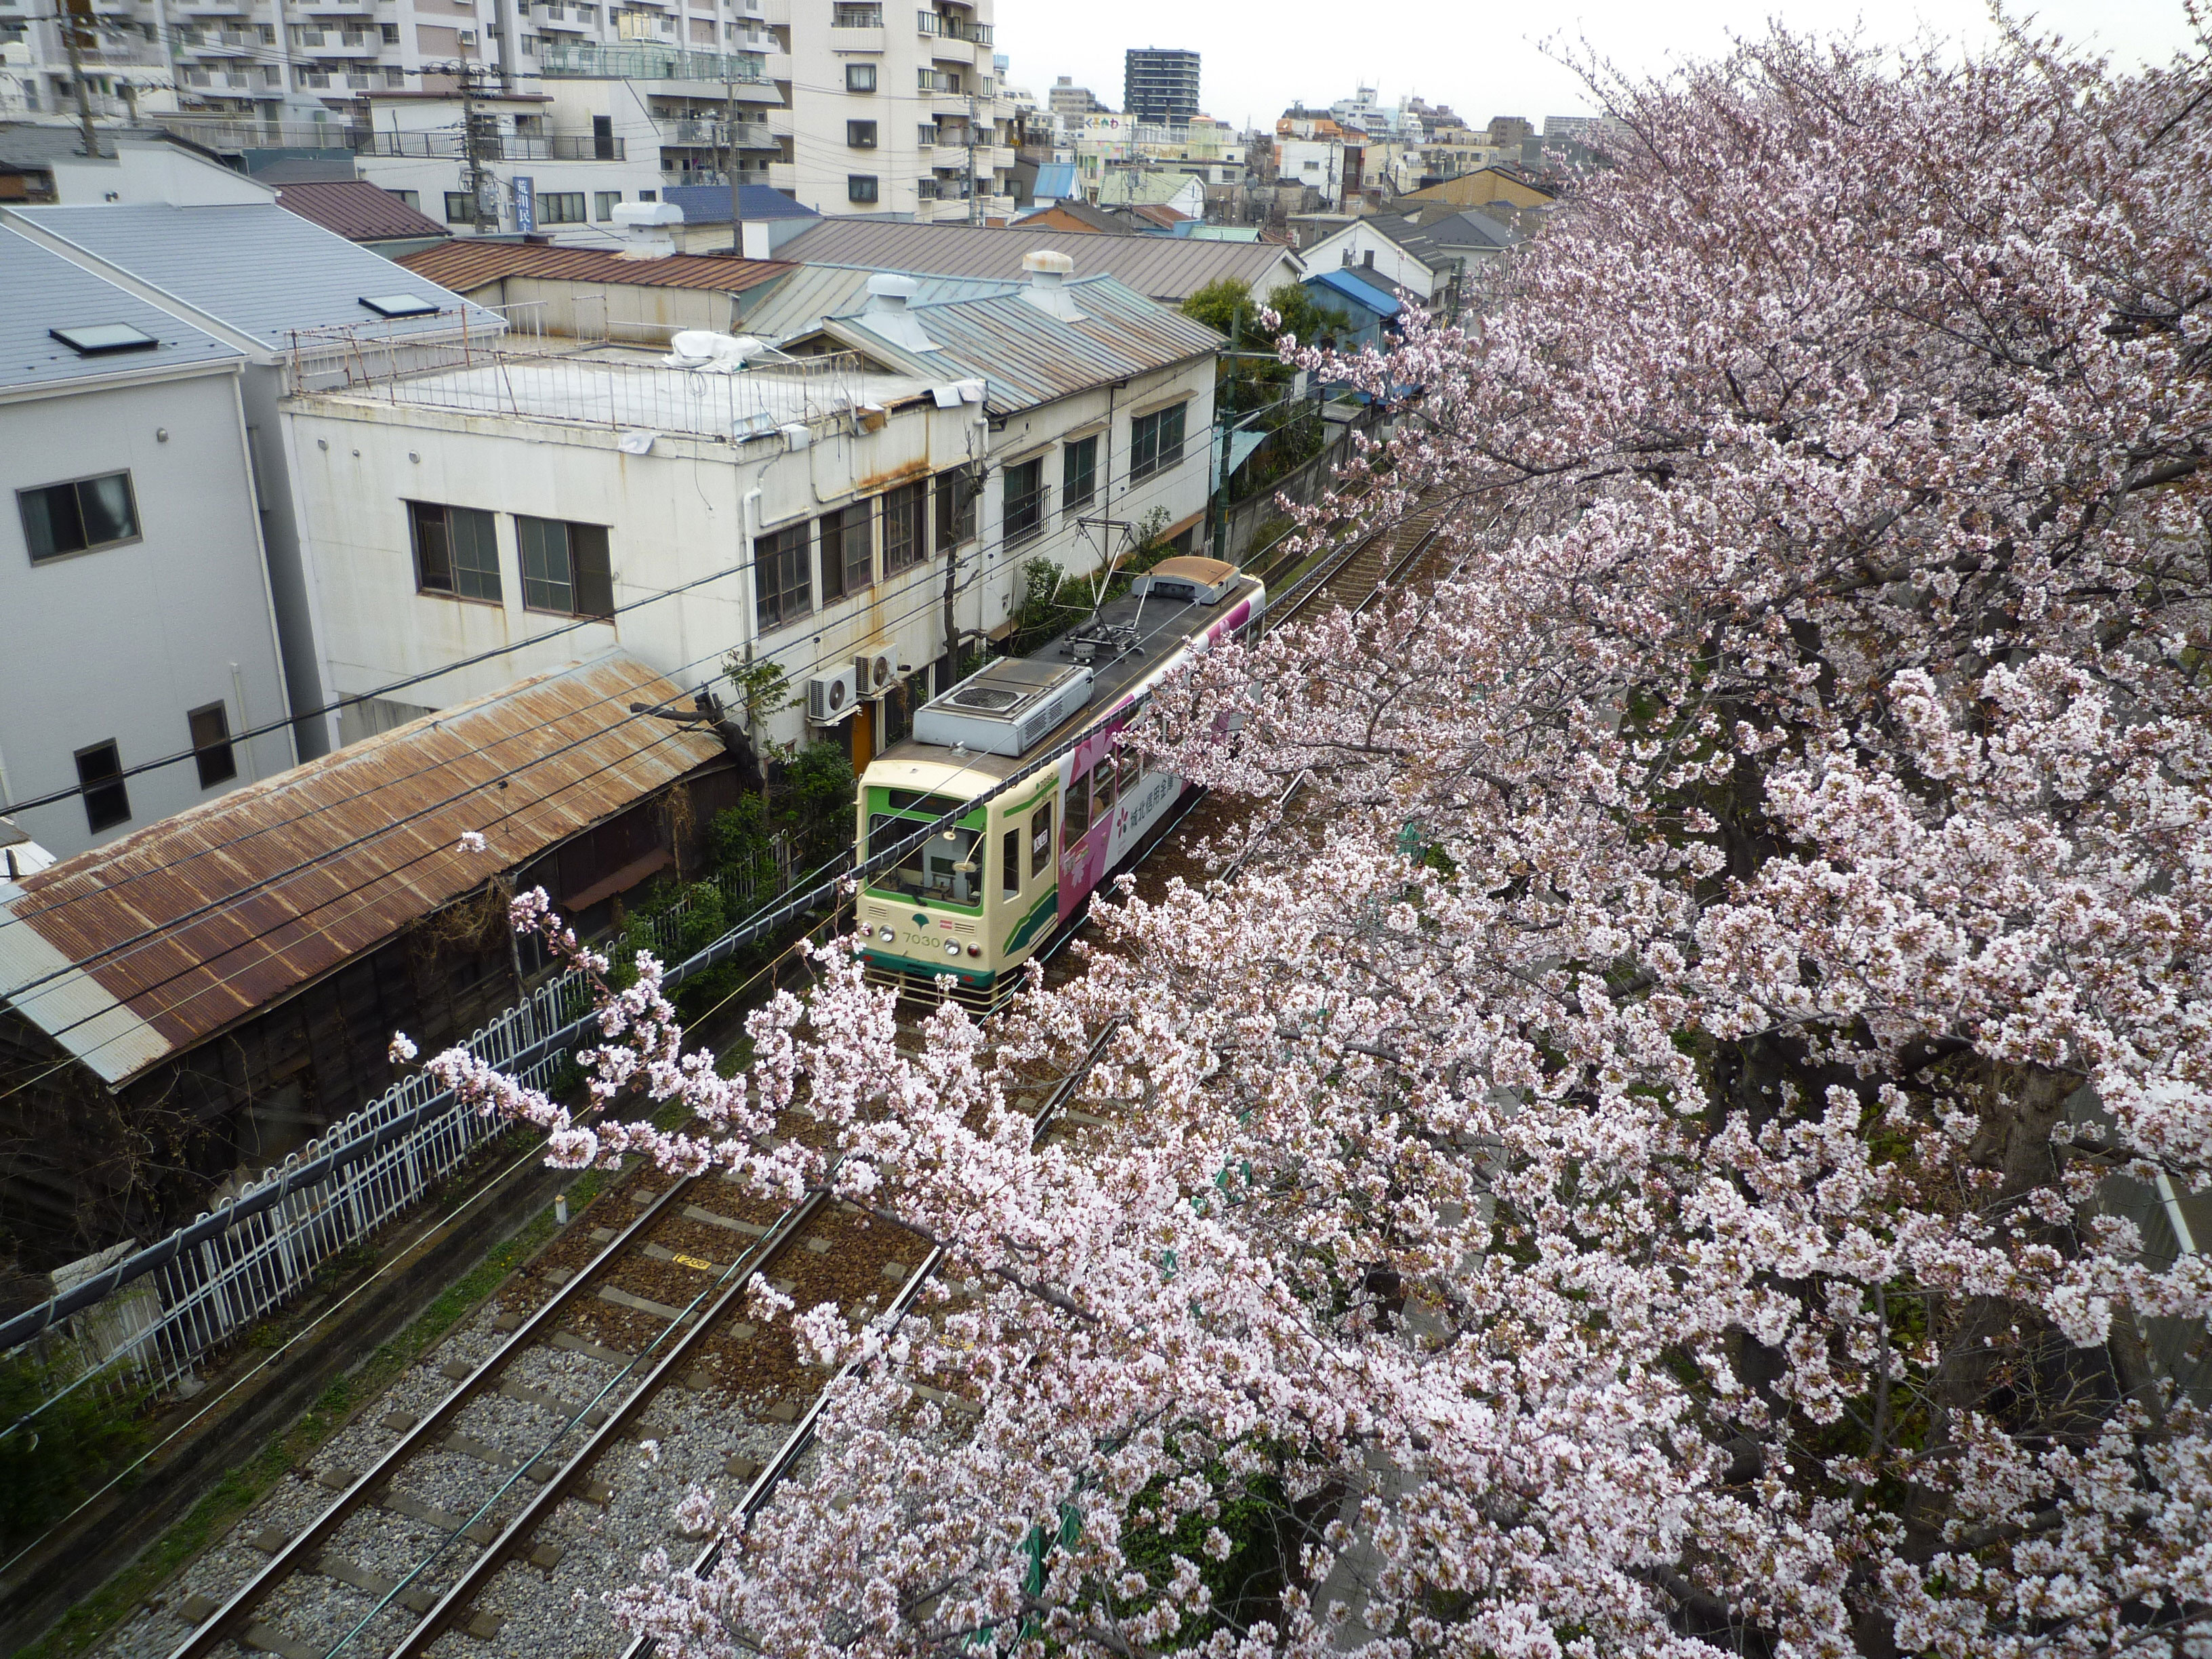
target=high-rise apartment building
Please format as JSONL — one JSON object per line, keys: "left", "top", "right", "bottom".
{"left": 1048, "top": 75, "right": 1105, "bottom": 119}
{"left": 1122, "top": 47, "right": 1197, "bottom": 127}
{"left": 781, "top": 0, "right": 1017, "bottom": 221}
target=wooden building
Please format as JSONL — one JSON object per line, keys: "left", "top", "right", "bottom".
{"left": 0, "top": 652, "right": 740, "bottom": 1269}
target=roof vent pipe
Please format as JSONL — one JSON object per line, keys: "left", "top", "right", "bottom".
{"left": 1019, "top": 248, "right": 1085, "bottom": 321}
{"left": 855, "top": 270, "right": 938, "bottom": 352}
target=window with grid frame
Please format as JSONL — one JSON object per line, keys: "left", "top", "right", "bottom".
{"left": 846, "top": 60, "right": 875, "bottom": 90}
{"left": 188, "top": 702, "right": 237, "bottom": 789}
{"left": 847, "top": 118, "right": 878, "bottom": 147}
{"left": 75, "top": 740, "right": 129, "bottom": 833}
{"left": 516, "top": 516, "right": 613, "bottom": 617}
{"left": 1002, "top": 455, "right": 1046, "bottom": 546}
{"left": 933, "top": 465, "right": 977, "bottom": 550}
{"left": 1061, "top": 433, "right": 1097, "bottom": 515}
{"left": 408, "top": 500, "right": 501, "bottom": 601}
{"left": 882, "top": 479, "right": 927, "bottom": 573}
{"left": 443, "top": 190, "right": 474, "bottom": 223}
{"left": 539, "top": 191, "right": 587, "bottom": 224}
{"left": 1130, "top": 402, "right": 1186, "bottom": 480}
{"left": 594, "top": 189, "right": 621, "bottom": 220}
{"left": 818, "top": 501, "right": 873, "bottom": 602}
{"left": 754, "top": 520, "right": 811, "bottom": 632}
{"left": 848, "top": 173, "right": 879, "bottom": 203}
{"left": 18, "top": 470, "right": 138, "bottom": 562}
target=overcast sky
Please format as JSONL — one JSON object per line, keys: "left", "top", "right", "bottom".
{"left": 993, "top": 1, "right": 2203, "bottom": 134}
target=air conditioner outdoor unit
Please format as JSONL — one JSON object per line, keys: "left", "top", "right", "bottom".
{"left": 458, "top": 26, "right": 477, "bottom": 42}
{"left": 857, "top": 652, "right": 893, "bottom": 694}
{"left": 807, "top": 665, "right": 859, "bottom": 722}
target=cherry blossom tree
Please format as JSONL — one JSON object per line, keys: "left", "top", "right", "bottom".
{"left": 403, "top": 18, "right": 2212, "bottom": 1658}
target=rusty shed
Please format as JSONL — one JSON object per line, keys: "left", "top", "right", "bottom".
{"left": 0, "top": 651, "right": 739, "bottom": 1268}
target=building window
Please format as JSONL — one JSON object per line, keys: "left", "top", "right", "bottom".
{"left": 848, "top": 173, "right": 878, "bottom": 203}
{"left": 1061, "top": 434, "right": 1097, "bottom": 514}
{"left": 388, "top": 187, "right": 421, "bottom": 209}
{"left": 444, "top": 190, "right": 474, "bottom": 222}
{"left": 882, "top": 479, "right": 926, "bottom": 573}
{"left": 1002, "top": 455, "right": 1045, "bottom": 546}
{"left": 188, "top": 702, "right": 237, "bottom": 788}
{"left": 517, "top": 516, "right": 613, "bottom": 616}
{"left": 847, "top": 118, "right": 877, "bottom": 148}
{"left": 594, "top": 190, "right": 621, "bottom": 220}
{"left": 933, "top": 465, "right": 976, "bottom": 549}
{"left": 409, "top": 501, "right": 501, "bottom": 601}
{"left": 75, "top": 741, "right": 129, "bottom": 833}
{"left": 380, "top": 21, "right": 399, "bottom": 41}
{"left": 818, "top": 501, "right": 872, "bottom": 602}
{"left": 539, "top": 191, "right": 586, "bottom": 224}
{"left": 754, "top": 520, "right": 810, "bottom": 632}
{"left": 918, "top": 121, "right": 936, "bottom": 147}
{"left": 845, "top": 61, "right": 875, "bottom": 91}
{"left": 1130, "top": 403, "right": 1186, "bottom": 480}
{"left": 18, "top": 471, "right": 138, "bottom": 562}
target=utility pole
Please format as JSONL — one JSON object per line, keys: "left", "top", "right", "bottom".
{"left": 966, "top": 89, "right": 981, "bottom": 225}
{"left": 1211, "top": 306, "right": 1238, "bottom": 560}
{"left": 58, "top": 0, "right": 100, "bottom": 160}
{"left": 725, "top": 69, "right": 740, "bottom": 255}
{"left": 461, "top": 58, "right": 500, "bottom": 232}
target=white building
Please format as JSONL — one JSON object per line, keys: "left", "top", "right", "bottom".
{"left": 0, "top": 3, "right": 176, "bottom": 125}
{"left": 779, "top": 0, "right": 1017, "bottom": 222}
{"left": 0, "top": 196, "right": 493, "bottom": 760}
{"left": 274, "top": 249, "right": 1221, "bottom": 764}
{"left": 0, "top": 224, "right": 293, "bottom": 857}
{"left": 1275, "top": 137, "right": 1345, "bottom": 209}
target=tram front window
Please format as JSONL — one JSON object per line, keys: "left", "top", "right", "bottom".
{"left": 869, "top": 815, "right": 982, "bottom": 904}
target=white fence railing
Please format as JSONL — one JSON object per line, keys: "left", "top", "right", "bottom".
{"left": 2, "top": 853, "right": 786, "bottom": 1427}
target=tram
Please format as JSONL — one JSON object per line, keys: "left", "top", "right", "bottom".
{"left": 853, "top": 556, "right": 1265, "bottom": 1006}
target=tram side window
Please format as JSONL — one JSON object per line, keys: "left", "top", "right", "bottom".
{"left": 1030, "top": 802, "right": 1052, "bottom": 878}
{"left": 868, "top": 815, "right": 981, "bottom": 904}
{"left": 1063, "top": 768, "right": 1090, "bottom": 845}
{"left": 1092, "top": 758, "right": 1115, "bottom": 815}
{"left": 1117, "top": 746, "right": 1141, "bottom": 800}
{"left": 1001, "top": 827, "right": 1020, "bottom": 897}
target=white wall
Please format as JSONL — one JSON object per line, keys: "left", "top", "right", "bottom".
{"left": 279, "top": 352, "right": 1216, "bottom": 756}
{"left": 49, "top": 143, "right": 274, "bottom": 208}
{"left": 1304, "top": 220, "right": 1435, "bottom": 298}
{"left": 0, "top": 369, "right": 295, "bottom": 857}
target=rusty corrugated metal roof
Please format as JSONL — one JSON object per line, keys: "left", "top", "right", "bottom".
{"left": 0, "top": 654, "right": 724, "bottom": 1086}
{"left": 398, "top": 239, "right": 792, "bottom": 295}
{"left": 814, "top": 272, "right": 1221, "bottom": 415}
{"left": 272, "top": 180, "right": 451, "bottom": 244}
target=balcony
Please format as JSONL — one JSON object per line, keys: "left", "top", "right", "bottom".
{"left": 926, "top": 34, "right": 971, "bottom": 65}
{"left": 760, "top": 0, "right": 786, "bottom": 22}
{"left": 293, "top": 28, "right": 378, "bottom": 54}
{"left": 766, "top": 159, "right": 794, "bottom": 190}
{"left": 294, "top": 68, "right": 380, "bottom": 90}
{"left": 537, "top": 37, "right": 769, "bottom": 83}
{"left": 353, "top": 129, "right": 626, "bottom": 159}
{"left": 176, "top": 0, "right": 249, "bottom": 13}
{"left": 656, "top": 116, "right": 772, "bottom": 149}
{"left": 830, "top": 24, "right": 884, "bottom": 52}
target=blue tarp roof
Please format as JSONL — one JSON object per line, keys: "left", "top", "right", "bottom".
{"left": 662, "top": 184, "right": 821, "bottom": 225}
{"left": 1306, "top": 266, "right": 1404, "bottom": 318}
{"left": 1031, "top": 163, "right": 1078, "bottom": 200}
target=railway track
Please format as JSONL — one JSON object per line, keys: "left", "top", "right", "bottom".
{"left": 135, "top": 510, "right": 1444, "bottom": 1659}
{"left": 1262, "top": 499, "right": 1450, "bottom": 630}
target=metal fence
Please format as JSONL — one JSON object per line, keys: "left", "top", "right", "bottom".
{"left": 2, "top": 855, "right": 786, "bottom": 1428}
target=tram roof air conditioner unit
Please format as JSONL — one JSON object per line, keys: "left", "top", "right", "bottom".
{"left": 806, "top": 665, "right": 859, "bottom": 722}
{"left": 914, "top": 658, "right": 1093, "bottom": 758}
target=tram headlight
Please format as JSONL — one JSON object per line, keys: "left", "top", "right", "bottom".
{"left": 945, "top": 939, "right": 962, "bottom": 957}
{"left": 878, "top": 929, "right": 894, "bottom": 947}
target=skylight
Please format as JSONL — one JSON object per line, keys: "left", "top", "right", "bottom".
{"left": 359, "top": 293, "right": 441, "bottom": 319}
{"left": 49, "top": 323, "right": 158, "bottom": 356}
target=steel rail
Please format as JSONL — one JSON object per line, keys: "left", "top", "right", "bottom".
{"left": 167, "top": 1172, "right": 705, "bottom": 1659}
{"left": 390, "top": 1184, "right": 829, "bottom": 1656}
{"left": 621, "top": 1018, "right": 1126, "bottom": 1659}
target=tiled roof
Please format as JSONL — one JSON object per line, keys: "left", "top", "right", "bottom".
{"left": 398, "top": 239, "right": 791, "bottom": 294}
{"left": 773, "top": 217, "right": 1303, "bottom": 303}
{"left": 0, "top": 654, "right": 725, "bottom": 1084}
{"left": 0, "top": 224, "right": 241, "bottom": 393}
{"left": 272, "top": 178, "right": 449, "bottom": 244}
{"left": 817, "top": 273, "right": 1221, "bottom": 415}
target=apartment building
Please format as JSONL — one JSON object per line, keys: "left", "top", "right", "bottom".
{"left": 1122, "top": 47, "right": 1196, "bottom": 128}
{"left": 779, "top": 0, "right": 1016, "bottom": 222}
